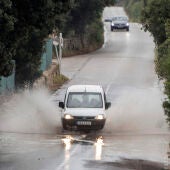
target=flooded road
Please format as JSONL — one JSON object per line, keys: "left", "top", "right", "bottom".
{"left": 0, "top": 132, "right": 170, "bottom": 170}
{"left": 0, "top": 7, "right": 170, "bottom": 170}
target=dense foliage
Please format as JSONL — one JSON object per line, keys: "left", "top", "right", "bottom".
{"left": 0, "top": 0, "right": 72, "bottom": 86}
{"left": 64, "top": 0, "right": 115, "bottom": 47}
{"left": 118, "top": 0, "right": 144, "bottom": 22}
{"left": 66, "top": 1, "right": 103, "bottom": 37}
{"left": 142, "top": 0, "right": 169, "bottom": 45}
{"left": 68, "top": 0, "right": 115, "bottom": 53}
{"left": 127, "top": 0, "right": 144, "bottom": 22}
{"left": 0, "top": 0, "right": 115, "bottom": 86}
{"left": 142, "top": 0, "right": 170, "bottom": 124}
{"left": 0, "top": 0, "right": 15, "bottom": 77}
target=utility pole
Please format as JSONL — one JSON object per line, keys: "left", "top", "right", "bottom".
{"left": 59, "top": 33, "right": 63, "bottom": 75}
{"left": 53, "top": 32, "right": 63, "bottom": 75}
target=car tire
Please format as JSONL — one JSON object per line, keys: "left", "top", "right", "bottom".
{"left": 62, "top": 122, "right": 68, "bottom": 130}
{"left": 100, "top": 125, "right": 104, "bottom": 130}
{"left": 126, "top": 27, "right": 129, "bottom": 32}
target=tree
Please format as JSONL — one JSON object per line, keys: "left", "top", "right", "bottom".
{"left": 158, "top": 20, "right": 170, "bottom": 123}
{"left": 141, "top": 0, "right": 170, "bottom": 45}
{"left": 0, "top": 0, "right": 71, "bottom": 86}
{"left": 65, "top": 0, "right": 115, "bottom": 46}
{"left": 0, "top": 0, "right": 15, "bottom": 77}
{"left": 0, "top": 0, "right": 115, "bottom": 86}
{"left": 11, "top": 0, "right": 56, "bottom": 85}
{"left": 142, "top": 0, "right": 170, "bottom": 124}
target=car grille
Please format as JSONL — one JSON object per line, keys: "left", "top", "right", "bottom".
{"left": 73, "top": 116, "right": 95, "bottom": 120}
{"left": 115, "top": 23, "right": 126, "bottom": 27}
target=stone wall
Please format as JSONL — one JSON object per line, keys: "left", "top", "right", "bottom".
{"left": 62, "top": 37, "right": 101, "bottom": 57}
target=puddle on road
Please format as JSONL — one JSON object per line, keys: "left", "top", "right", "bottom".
{"left": 0, "top": 132, "right": 63, "bottom": 154}
{"left": 59, "top": 131, "right": 170, "bottom": 168}
{"left": 84, "top": 159, "right": 166, "bottom": 170}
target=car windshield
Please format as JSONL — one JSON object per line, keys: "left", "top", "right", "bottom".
{"left": 67, "top": 92, "right": 103, "bottom": 108}
{"left": 112, "top": 16, "right": 128, "bottom": 21}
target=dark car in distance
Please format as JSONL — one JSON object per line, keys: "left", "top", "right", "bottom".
{"left": 110, "top": 16, "right": 129, "bottom": 32}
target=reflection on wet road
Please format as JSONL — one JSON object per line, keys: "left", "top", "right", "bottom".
{"left": 95, "top": 136, "right": 104, "bottom": 160}
{"left": 62, "top": 136, "right": 73, "bottom": 151}
{"left": 58, "top": 133, "right": 170, "bottom": 170}
{"left": 0, "top": 132, "right": 169, "bottom": 170}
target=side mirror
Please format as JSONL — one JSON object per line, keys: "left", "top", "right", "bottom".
{"left": 59, "top": 101, "right": 64, "bottom": 109}
{"left": 105, "top": 102, "right": 111, "bottom": 110}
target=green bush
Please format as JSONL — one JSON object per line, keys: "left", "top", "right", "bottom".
{"left": 53, "top": 74, "right": 68, "bottom": 87}
{"left": 87, "top": 19, "right": 104, "bottom": 46}
{"left": 123, "top": 0, "right": 144, "bottom": 22}
{"left": 142, "top": 1, "right": 170, "bottom": 125}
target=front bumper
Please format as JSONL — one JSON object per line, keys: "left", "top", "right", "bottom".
{"left": 62, "top": 118, "right": 106, "bottom": 130}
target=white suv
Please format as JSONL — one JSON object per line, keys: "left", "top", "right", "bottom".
{"left": 59, "top": 85, "right": 111, "bottom": 130}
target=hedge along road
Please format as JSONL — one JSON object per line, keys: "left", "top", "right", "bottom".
{"left": 0, "top": 7, "right": 170, "bottom": 170}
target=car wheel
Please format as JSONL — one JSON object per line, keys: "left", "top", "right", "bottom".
{"left": 100, "top": 125, "right": 104, "bottom": 129}
{"left": 62, "top": 122, "right": 68, "bottom": 130}
{"left": 126, "top": 28, "right": 129, "bottom": 32}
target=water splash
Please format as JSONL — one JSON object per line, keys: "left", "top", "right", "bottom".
{"left": 0, "top": 88, "right": 60, "bottom": 134}
{"left": 105, "top": 87, "right": 168, "bottom": 134}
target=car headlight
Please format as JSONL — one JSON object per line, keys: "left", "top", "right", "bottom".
{"left": 126, "top": 23, "right": 129, "bottom": 26}
{"left": 64, "top": 114, "right": 74, "bottom": 119}
{"left": 111, "top": 23, "right": 114, "bottom": 26}
{"left": 95, "top": 114, "right": 104, "bottom": 120}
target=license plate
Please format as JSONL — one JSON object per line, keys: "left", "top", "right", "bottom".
{"left": 77, "top": 121, "right": 91, "bottom": 126}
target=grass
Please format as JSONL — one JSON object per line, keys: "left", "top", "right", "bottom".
{"left": 51, "top": 74, "right": 69, "bottom": 90}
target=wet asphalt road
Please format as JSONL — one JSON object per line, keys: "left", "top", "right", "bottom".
{"left": 1, "top": 7, "right": 170, "bottom": 170}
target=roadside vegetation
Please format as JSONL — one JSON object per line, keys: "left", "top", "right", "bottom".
{"left": 117, "top": 0, "right": 145, "bottom": 22}
{"left": 119, "top": 0, "right": 170, "bottom": 125}
{"left": 142, "top": 0, "right": 170, "bottom": 125}
{"left": 52, "top": 74, "right": 69, "bottom": 91}
{"left": 0, "top": 0, "right": 115, "bottom": 88}
{"left": 0, "top": 0, "right": 71, "bottom": 87}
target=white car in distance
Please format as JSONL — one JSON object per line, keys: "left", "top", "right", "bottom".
{"left": 59, "top": 85, "right": 111, "bottom": 130}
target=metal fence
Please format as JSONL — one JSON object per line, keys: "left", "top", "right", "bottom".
{"left": 0, "top": 60, "right": 15, "bottom": 94}
{"left": 0, "top": 39, "right": 53, "bottom": 94}
{"left": 40, "top": 39, "right": 53, "bottom": 71}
